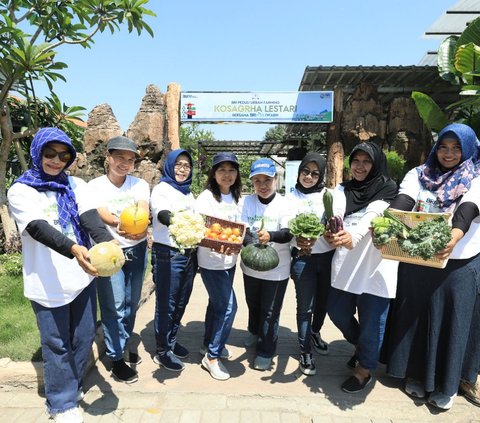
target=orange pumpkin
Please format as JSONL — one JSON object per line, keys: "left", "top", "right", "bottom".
{"left": 89, "top": 242, "right": 125, "bottom": 276}
{"left": 119, "top": 203, "right": 149, "bottom": 235}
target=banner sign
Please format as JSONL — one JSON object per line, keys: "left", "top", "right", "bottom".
{"left": 180, "top": 91, "right": 333, "bottom": 123}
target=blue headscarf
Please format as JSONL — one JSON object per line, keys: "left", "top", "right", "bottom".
{"left": 14, "top": 127, "right": 90, "bottom": 247}
{"left": 417, "top": 123, "right": 480, "bottom": 211}
{"left": 160, "top": 149, "right": 193, "bottom": 195}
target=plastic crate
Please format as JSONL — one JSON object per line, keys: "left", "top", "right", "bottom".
{"left": 199, "top": 215, "right": 246, "bottom": 254}
{"left": 380, "top": 210, "right": 451, "bottom": 269}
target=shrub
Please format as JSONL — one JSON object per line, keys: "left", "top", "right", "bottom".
{"left": 0, "top": 253, "right": 23, "bottom": 276}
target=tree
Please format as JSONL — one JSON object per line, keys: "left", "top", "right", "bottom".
{"left": 0, "top": 0, "right": 155, "bottom": 241}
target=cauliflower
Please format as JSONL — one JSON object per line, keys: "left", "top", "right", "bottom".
{"left": 169, "top": 210, "right": 206, "bottom": 253}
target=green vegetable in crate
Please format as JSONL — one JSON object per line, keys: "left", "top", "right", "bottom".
{"left": 288, "top": 213, "right": 325, "bottom": 239}
{"left": 397, "top": 217, "right": 452, "bottom": 260}
{"left": 370, "top": 212, "right": 410, "bottom": 247}
{"left": 240, "top": 219, "right": 280, "bottom": 272}
{"left": 383, "top": 209, "right": 410, "bottom": 239}
{"left": 323, "top": 190, "right": 343, "bottom": 233}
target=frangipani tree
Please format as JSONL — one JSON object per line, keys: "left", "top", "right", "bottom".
{"left": 0, "top": 0, "right": 155, "bottom": 241}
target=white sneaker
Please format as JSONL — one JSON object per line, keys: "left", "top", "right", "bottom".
{"left": 428, "top": 391, "right": 457, "bottom": 410}
{"left": 253, "top": 355, "right": 272, "bottom": 371}
{"left": 244, "top": 332, "right": 258, "bottom": 348}
{"left": 199, "top": 344, "right": 232, "bottom": 359}
{"left": 50, "top": 406, "right": 84, "bottom": 423}
{"left": 201, "top": 353, "right": 230, "bottom": 380}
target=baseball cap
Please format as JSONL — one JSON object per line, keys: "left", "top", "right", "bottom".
{"left": 249, "top": 158, "right": 276, "bottom": 178}
{"left": 212, "top": 152, "right": 239, "bottom": 167}
{"left": 107, "top": 136, "right": 140, "bottom": 157}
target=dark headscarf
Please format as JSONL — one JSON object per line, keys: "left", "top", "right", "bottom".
{"left": 160, "top": 149, "right": 193, "bottom": 195}
{"left": 342, "top": 142, "right": 398, "bottom": 216}
{"left": 295, "top": 152, "right": 326, "bottom": 194}
{"left": 14, "top": 127, "right": 90, "bottom": 247}
{"left": 417, "top": 123, "right": 480, "bottom": 210}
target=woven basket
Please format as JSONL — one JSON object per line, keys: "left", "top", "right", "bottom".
{"left": 199, "top": 215, "right": 246, "bottom": 254}
{"left": 380, "top": 210, "right": 451, "bottom": 269}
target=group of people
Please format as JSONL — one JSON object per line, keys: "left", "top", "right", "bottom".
{"left": 6, "top": 123, "right": 480, "bottom": 422}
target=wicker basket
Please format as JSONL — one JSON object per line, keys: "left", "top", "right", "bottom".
{"left": 199, "top": 215, "right": 246, "bottom": 254}
{"left": 380, "top": 210, "right": 452, "bottom": 269}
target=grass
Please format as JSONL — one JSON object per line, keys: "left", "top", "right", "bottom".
{"left": 0, "top": 272, "right": 42, "bottom": 361}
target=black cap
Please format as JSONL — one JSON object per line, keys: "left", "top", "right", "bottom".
{"left": 212, "top": 152, "right": 239, "bottom": 167}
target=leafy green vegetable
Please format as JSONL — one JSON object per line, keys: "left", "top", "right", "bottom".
{"left": 289, "top": 213, "right": 325, "bottom": 239}
{"left": 398, "top": 217, "right": 452, "bottom": 260}
{"left": 371, "top": 215, "right": 410, "bottom": 247}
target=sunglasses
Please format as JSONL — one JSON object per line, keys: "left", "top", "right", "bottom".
{"left": 300, "top": 168, "right": 321, "bottom": 179}
{"left": 42, "top": 147, "right": 72, "bottom": 163}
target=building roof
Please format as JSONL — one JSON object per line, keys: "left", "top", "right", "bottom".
{"left": 198, "top": 139, "right": 296, "bottom": 158}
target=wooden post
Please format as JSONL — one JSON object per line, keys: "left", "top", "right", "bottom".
{"left": 326, "top": 88, "right": 344, "bottom": 188}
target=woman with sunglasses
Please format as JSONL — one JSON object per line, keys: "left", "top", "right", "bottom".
{"left": 287, "top": 152, "right": 341, "bottom": 376}
{"left": 150, "top": 149, "right": 197, "bottom": 372}
{"left": 88, "top": 136, "right": 150, "bottom": 384}
{"left": 7, "top": 128, "right": 113, "bottom": 423}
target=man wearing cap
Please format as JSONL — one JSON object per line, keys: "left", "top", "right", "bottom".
{"left": 239, "top": 158, "right": 294, "bottom": 371}
{"left": 88, "top": 135, "right": 150, "bottom": 383}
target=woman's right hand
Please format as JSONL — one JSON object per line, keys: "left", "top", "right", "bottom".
{"left": 71, "top": 244, "right": 99, "bottom": 277}
{"left": 324, "top": 229, "right": 353, "bottom": 250}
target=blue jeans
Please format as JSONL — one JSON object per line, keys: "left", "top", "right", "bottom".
{"left": 97, "top": 240, "right": 147, "bottom": 361}
{"left": 291, "top": 250, "right": 334, "bottom": 353}
{"left": 31, "top": 281, "right": 96, "bottom": 414}
{"left": 328, "top": 287, "right": 390, "bottom": 370}
{"left": 243, "top": 274, "right": 288, "bottom": 358}
{"left": 200, "top": 267, "right": 237, "bottom": 359}
{"left": 152, "top": 243, "right": 198, "bottom": 353}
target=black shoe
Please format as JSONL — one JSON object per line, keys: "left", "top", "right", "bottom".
{"left": 341, "top": 374, "right": 372, "bottom": 393}
{"left": 111, "top": 359, "right": 138, "bottom": 383}
{"left": 124, "top": 351, "right": 142, "bottom": 365}
{"left": 310, "top": 332, "right": 329, "bottom": 355}
{"left": 346, "top": 354, "right": 359, "bottom": 369}
{"left": 173, "top": 342, "right": 189, "bottom": 359}
{"left": 299, "top": 352, "right": 316, "bottom": 376}
{"left": 153, "top": 351, "right": 185, "bottom": 372}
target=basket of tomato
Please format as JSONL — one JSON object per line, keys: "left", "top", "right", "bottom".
{"left": 199, "top": 215, "right": 246, "bottom": 254}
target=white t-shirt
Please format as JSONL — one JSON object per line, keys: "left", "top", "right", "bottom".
{"left": 150, "top": 181, "right": 196, "bottom": 247}
{"left": 398, "top": 168, "right": 480, "bottom": 259}
{"left": 239, "top": 193, "right": 293, "bottom": 280}
{"left": 286, "top": 188, "right": 342, "bottom": 254}
{"left": 330, "top": 185, "right": 398, "bottom": 299}
{"left": 8, "top": 176, "right": 95, "bottom": 307}
{"left": 88, "top": 175, "right": 150, "bottom": 248}
{"left": 196, "top": 190, "right": 240, "bottom": 270}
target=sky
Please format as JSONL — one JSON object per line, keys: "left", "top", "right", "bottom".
{"left": 46, "top": 0, "right": 457, "bottom": 141}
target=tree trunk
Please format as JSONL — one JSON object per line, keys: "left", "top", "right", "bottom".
{"left": 0, "top": 101, "right": 19, "bottom": 242}
{"left": 326, "top": 89, "right": 344, "bottom": 188}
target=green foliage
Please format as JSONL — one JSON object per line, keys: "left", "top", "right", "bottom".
{"left": 411, "top": 92, "right": 448, "bottom": 133}
{"left": 288, "top": 213, "right": 325, "bottom": 239}
{"left": 0, "top": 272, "right": 41, "bottom": 361}
{"left": 0, "top": 253, "right": 22, "bottom": 276}
{"left": 385, "top": 150, "right": 407, "bottom": 184}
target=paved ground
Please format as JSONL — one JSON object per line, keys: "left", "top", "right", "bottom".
{"left": 1, "top": 268, "right": 479, "bottom": 422}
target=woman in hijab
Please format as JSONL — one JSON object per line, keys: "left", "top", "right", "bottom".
{"left": 288, "top": 152, "right": 340, "bottom": 376}
{"left": 385, "top": 123, "right": 480, "bottom": 411}
{"left": 7, "top": 127, "right": 113, "bottom": 422}
{"left": 324, "top": 142, "right": 398, "bottom": 394}
{"left": 150, "top": 149, "right": 198, "bottom": 373}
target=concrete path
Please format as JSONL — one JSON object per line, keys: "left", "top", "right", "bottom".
{"left": 1, "top": 267, "right": 479, "bottom": 422}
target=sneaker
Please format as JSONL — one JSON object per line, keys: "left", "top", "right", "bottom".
{"left": 199, "top": 344, "right": 232, "bottom": 359}
{"left": 299, "top": 352, "right": 316, "bottom": 376}
{"left": 341, "top": 374, "right": 372, "bottom": 393}
{"left": 153, "top": 350, "right": 185, "bottom": 372}
{"left": 310, "top": 332, "right": 329, "bottom": 355}
{"left": 111, "top": 359, "right": 138, "bottom": 383}
{"left": 50, "top": 406, "right": 84, "bottom": 423}
{"left": 124, "top": 350, "right": 142, "bottom": 365}
{"left": 428, "top": 391, "right": 456, "bottom": 410}
{"left": 76, "top": 389, "right": 84, "bottom": 403}
{"left": 405, "top": 378, "right": 426, "bottom": 398}
{"left": 459, "top": 379, "right": 480, "bottom": 407}
{"left": 244, "top": 332, "right": 258, "bottom": 348}
{"left": 201, "top": 353, "right": 230, "bottom": 380}
{"left": 173, "top": 342, "right": 189, "bottom": 359}
{"left": 253, "top": 355, "right": 272, "bottom": 371}
{"left": 346, "top": 354, "right": 359, "bottom": 370}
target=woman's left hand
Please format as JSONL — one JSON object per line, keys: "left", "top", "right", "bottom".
{"left": 435, "top": 227, "right": 464, "bottom": 260}
{"left": 257, "top": 230, "right": 271, "bottom": 244}
{"left": 325, "top": 229, "right": 353, "bottom": 250}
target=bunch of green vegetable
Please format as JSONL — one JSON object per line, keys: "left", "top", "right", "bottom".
{"left": 398, "top": 217, "right": 451, "bottom": 260}
{"left": 371, "top": 210, "right": 410, "bottom": 247}
{"left": 289, "top": 213, "right": 325, "bottom": 239}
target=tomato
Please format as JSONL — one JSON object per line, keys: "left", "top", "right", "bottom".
{"left": 232, "top": 227, "right": 241, "bottom": 237}
{"left": 223, "top": 227, "right": 233, "bottom": 236}
{"left": 218, "top": 233, "right": 229, "bottom": 241}
{"left": 210, "top": 222, "right": 222, "bottom": 234}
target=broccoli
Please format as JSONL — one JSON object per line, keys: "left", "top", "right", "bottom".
{"left": 397, "top": 217, "right": 451, "bottom": 260}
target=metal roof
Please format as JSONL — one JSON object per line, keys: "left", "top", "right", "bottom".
{"left": 197, "top": 139, "right": 297, "bottom": 158}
